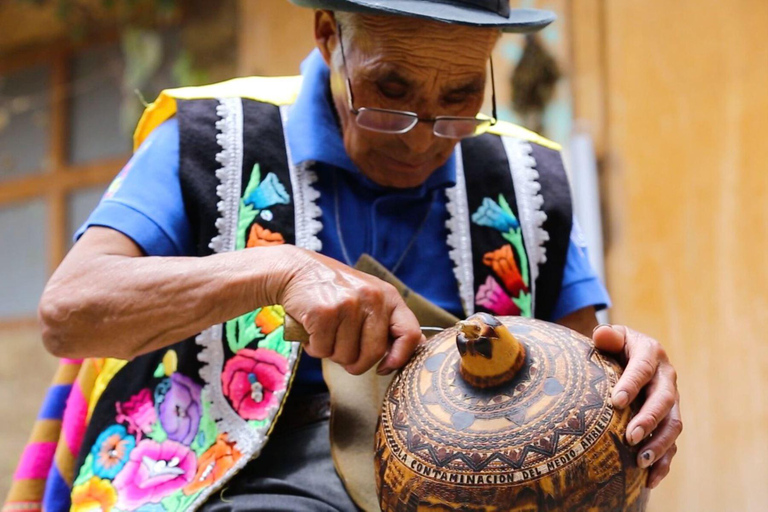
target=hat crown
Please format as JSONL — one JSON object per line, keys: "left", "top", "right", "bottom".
{"left": 451, "top": 0, "right": 510, "bottom": 17}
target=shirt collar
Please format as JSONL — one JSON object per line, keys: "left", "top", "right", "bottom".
{"left": 285, "top": 49, "right": 456, "bottom": 192}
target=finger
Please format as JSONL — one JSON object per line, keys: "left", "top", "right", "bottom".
{"left": 592, "top": 324, "right": 627, "bottom": 355}
{"left": 646, "top": 443, "right": 677, "bottom": 489}
{"left": 611, "top": 328, "right": 663, "bottom": 409}
{"left": 377, "top": 299, "right": 422, "bottom": 374}
{"left": 346, "top": 309, "right": 390, "bottom": 376}
{"left": 301, "top": 308, "right": 337, "bottom": 360}
{"left": 626, "top": 364, "right": 678, "bottom": 446}
{"left": 330, "top": 301, "right": 362, "bottom": 367}
{"left": 636, "top": 401, "right": 683, "bottom": 469}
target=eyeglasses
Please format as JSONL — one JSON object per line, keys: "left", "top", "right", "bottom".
{"left": 337, "top": 24, "right": 498, "bottom": 140}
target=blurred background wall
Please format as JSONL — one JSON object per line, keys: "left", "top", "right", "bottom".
{"left": 0, "top": 0, "right": 765, "bottom": 510}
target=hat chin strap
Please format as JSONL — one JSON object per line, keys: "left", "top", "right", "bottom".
{"left": 448, "top": 0, "right": 510, "bottom": 17}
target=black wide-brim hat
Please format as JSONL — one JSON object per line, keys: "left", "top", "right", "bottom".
{"left": 289, "top": 0, "right": 555, "bottom": 33}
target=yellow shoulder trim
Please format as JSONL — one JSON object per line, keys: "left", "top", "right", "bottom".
{"left": 488, "top": 120, "right": 561, "bottom": 151}
{"left": 134, "top": 75, "right": 303, "bottom": 151}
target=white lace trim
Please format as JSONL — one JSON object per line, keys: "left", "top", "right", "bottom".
{"left": 209, "top": 98, "right": 243, "bottom": 254}
{"left": 280, "top": 105, "right": 323, "bottom": 252}
{"left": 190, "top": 98, "right": 300, "bottom": 511}
{"left": 445, "top": 144, "right": 474, "bottom": 317}
{"left": 501, "top": 136, "right": 549, "bottom": 315}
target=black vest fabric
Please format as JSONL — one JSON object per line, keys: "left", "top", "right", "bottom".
{"left": 70, "top": 96, "right": 572, "bottom": 511}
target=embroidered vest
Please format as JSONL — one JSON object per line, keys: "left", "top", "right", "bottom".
{"left": 69, "top": 77, "right": 572, "bottom": 511}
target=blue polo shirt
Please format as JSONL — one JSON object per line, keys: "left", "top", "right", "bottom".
{"left": 76, "top": 50, "right": 610, "bottom": 391}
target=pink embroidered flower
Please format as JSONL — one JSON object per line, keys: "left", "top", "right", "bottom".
{"left": 116, "top": 388, "right": 157, "bottom": 436}
{"left": 112, "top": 439, "right": 196, "bottom": 509}
{"left": 476, "top": 276, "right": 520, "bottom": 316}
{"left": 222, "top": 348, "right": 288, "bottom": 421}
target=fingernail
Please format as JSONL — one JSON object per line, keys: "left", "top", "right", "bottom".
{"left": 377, "top": 366, "right": 393, "bottom": 376}
{"left": 593, "top": 323, "right": 612, "bottom": 335}
{"left": 613, "top": 390, "right": 630, "bottom": 408}
{"left": 629, "top": 426, "right": 645, "bottom": 446}
{"left": 639, "top": 450, "right": 654, "bottom": 468}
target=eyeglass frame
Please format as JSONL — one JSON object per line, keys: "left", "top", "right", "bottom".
{"left": 336, "top": 22, "right": 499, "bottom": 139}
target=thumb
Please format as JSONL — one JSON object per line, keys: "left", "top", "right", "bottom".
{"left": 376, "top": 301, "right": 422, "bottom": 375}
{"left": 593, "top": 324, "right": 627, "bottom": 354}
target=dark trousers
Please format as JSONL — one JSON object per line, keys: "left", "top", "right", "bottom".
{"left": 200, "top": 395, "right": 360, "bottom": 511}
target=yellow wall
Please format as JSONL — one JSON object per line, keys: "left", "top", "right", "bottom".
{"left": 593, "top": 1, "right": 768, "bottom": 510}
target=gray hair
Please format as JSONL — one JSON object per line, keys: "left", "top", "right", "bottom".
{"left": 331, "top": 11, "right": 366, "bottom": 70}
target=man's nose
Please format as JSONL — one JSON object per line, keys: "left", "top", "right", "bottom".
{"left": 400, "top": 121, "right": 437, "bottom": 155}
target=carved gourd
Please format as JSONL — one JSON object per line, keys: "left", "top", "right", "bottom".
{"left": 375, "top": 313, "right": 649, "bottom": 511}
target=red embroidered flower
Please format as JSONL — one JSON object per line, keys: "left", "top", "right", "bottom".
{"left": 483, "top": 244, "right": 526, "bottom": 295}
{"left": 221, "top": 349, "right": 288, "bottom": 421}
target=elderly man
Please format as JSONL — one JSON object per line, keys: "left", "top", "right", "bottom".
{"left": 33, "top": 1, "right": 681, "bottom": 511}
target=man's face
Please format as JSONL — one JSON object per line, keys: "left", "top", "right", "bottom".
{"left": 319, "top": 13, "right": 500, "bottom": 188}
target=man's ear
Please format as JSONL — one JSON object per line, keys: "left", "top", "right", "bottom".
{"left": 314, "top": 9, "right": 337, "bottom": 67}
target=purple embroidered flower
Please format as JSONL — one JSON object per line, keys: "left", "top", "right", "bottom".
{"left": 116, "top": 388, "right": 157, "bottom": 436}
{"left": 155, "top": 373, "right": 202, "bottom": 445}
{"left": 471, "top": 197, "right": 520, "bottom": 233}
{"left": 475, "top": 276, "right": 520, "bottom": 316}
{"left": 244, "top": 172, "right": 289, "bottom": 210}
{"left": 112, "top": 439, "right": 196, "bottom": 509}
{"left": 91, "top": 425, "right": 136, "bottom": 479}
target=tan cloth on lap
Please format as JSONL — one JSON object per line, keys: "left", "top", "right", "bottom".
{"left": 324, "top": 255, "right": 460, "bottom": 511}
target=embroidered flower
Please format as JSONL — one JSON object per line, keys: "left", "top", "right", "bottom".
{"left": 222, "top": 348, "right": 289, "bottom": 421}
{"left": 475, "top": 276, "right": 520, "bottom": 316}
{"left": 91, "top": 425, "right": 135, "bottom": 479}
{"left": 112, "top": 439, "right": 196, "bottom": 509}
{"left": 155, "top": 373, "right": 202, "bottom": 445}
{"left": 483, "top": 244, "right": 527, "bottom": 295}
{"left": 255, "top": 305, "right": 284, "bottom": 335}
{"left": 116, "top": 388, "right": 157, "bottom": 437}
{"left": 246, "top": 223, "right": 285, "bottom": 248}
{"left": 471, "top": 197, "right": 520, "bottom": 233}
{"left": 71, "top": 476, "right": 118, "bottom": 512}
{"left": 243, "top": 172, "right": 289, "bottom": 210}
{"left": 183, "top": 434, "right": 242, "bottom": 495}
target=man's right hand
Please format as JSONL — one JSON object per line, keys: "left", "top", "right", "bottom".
{"left": 270, "top": 247, "right": 423, "bottom": 376}
{"left": 39, "top": 227, "right": 422, "bottom": 370}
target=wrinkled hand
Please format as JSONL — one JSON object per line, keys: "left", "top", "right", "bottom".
{"left": 593, "top": 325, "right": 682, "bottom": 489}
{"left": 274, "top": 247, "right": 423, "bottom": 376}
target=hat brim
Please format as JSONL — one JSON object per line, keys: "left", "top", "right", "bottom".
{"left": 289, "top": 0, "right": 555, "bottom": 33}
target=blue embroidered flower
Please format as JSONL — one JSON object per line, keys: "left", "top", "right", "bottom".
{"left": 243, "top": 172, "right": 289, "bottom": 210}
{"left": 471, "top": 197, "right": 520, "bottom": 232}
{"left": 90, "top": 424, "right": 135, "bottom": 479}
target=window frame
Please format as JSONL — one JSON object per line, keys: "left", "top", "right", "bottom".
{"left": 0, "top": 33, "right": 131, "bottom": 325}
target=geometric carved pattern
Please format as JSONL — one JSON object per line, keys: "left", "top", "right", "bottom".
{"left": 380, "top": 317, "right": 619, "bottom": 484}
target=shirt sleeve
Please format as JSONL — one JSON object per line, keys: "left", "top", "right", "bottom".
{"left": 74, "top": 118, "right": 192, "bottom": 257}
{"left": 550, "top": 217, "right": 612, "bottom": 321}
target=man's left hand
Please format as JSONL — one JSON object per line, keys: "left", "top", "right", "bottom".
{"left": 593, "top": 325, "right": 682, "bottom": 489}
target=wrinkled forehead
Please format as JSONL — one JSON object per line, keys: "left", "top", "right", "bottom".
{"left": 342, "top": 13, "right": 500, "bottom": 74}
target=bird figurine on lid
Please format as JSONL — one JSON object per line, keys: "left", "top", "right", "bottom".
{"left": 375, "top": 313, "right": 650, "bottom": 511}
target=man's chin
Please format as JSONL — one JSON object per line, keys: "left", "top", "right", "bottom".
{"left": 363, "top": 168, "right": 433, "bottom": 189}
{"left": 361, "top": 157, "right": 438, "bottom": 189}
